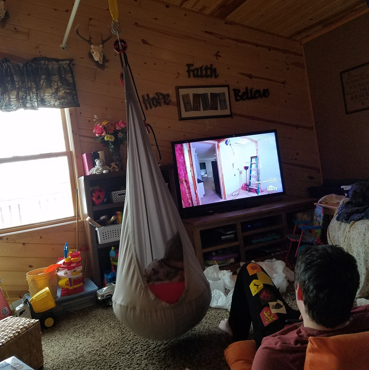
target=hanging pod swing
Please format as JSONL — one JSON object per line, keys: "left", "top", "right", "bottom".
{"left": 110, "top": 1, "right": 211, "bottom": 341}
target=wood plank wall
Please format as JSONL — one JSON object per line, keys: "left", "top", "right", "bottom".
{"left": 0, "top": 0, "right": 322, "bottom": 301}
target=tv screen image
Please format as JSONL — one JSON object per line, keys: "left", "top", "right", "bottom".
{"left": 172, "top": 130, "right": 284, "bottom": 217}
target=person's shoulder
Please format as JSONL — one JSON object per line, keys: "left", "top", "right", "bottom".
{"left": 251, "top": 327, "right": 307, "bottom": 370}
{"left": 351, "top": 304, "right": 369, "bottom": 325}
{"left": 251, "top": 340, "right": 287, "bottom": 370}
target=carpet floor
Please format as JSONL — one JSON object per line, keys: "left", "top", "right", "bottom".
{"left": 41, "top": 304, "right": 233, "bottom": 370}
{"left": 41, "top": 287, "right": 297, "bottom": 370}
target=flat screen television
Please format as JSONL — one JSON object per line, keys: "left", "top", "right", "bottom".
{"left": 171, "top": 130, "right": 285, "bottom": 218}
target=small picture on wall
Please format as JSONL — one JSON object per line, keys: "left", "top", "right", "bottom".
{"left": 340, "top": 62, "right": 369, "bottom": 114}
{"left": 176, "top": 85, "right": 232, "bottom": 120}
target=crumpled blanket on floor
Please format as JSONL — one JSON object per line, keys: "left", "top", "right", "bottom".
{"left": 328, "top": 216, "right": 369, "bottom": 300}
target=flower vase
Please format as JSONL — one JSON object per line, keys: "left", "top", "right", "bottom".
{"left": 112, "top": 148, "right": 122, "bottom": 172}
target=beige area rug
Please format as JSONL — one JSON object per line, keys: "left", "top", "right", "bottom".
{"left": 41, "top": 305, "right": 233, "bottom": 370}
{"left": 41, "top": 288, "right": 297, "bottom": 370}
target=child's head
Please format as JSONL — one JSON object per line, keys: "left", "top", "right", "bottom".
{"left": 163, "top": 232, "right": 183, "bottom": 263}
{"left": 294, "top": 245, "right": 359, "bottom": 328}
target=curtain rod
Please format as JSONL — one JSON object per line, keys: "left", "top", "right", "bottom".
{"left": 61, "top": 0, "right": 81, "bottom": 49}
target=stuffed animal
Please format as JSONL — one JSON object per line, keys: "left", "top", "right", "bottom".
{"left": 110, "top": 162, "right": 119, "bottom": 172}
{"left": 89, "top": 158, "right": 111, "bottom": 175}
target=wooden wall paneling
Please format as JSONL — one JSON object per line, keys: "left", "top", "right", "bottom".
{"left": 273, "top": 0, "right": 349, "bottom": 36}
{"left": 75, "top": 105, "right": 126, "bottom": 121}
{"left": 0, "top": 24, "right": 30, "bottom": 41}
{"left": 237, "top": 0, "right": 292, "bottom": 27}
{"left": 248, "top": 0, "right": 297, "bottom": 30}
{"left": 8, "top": 0, "right": 91, "bottom": 28}
{"left": 0, "top": 0, "right": 322, "bottom": 296}
{"left": 293, "top": 3, "right": 368, "bottom": 41}
{"left": 140, "top": 0, "right": 303, "bottom": 53}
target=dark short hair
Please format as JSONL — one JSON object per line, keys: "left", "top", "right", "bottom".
{"left": 163, "top": 232, "right": 183, "bottom": 262}
{"left": 294, "top": 245, "right": 359, "bottom": 328}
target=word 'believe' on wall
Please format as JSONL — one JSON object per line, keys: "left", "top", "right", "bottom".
{"left": 233, "top": 87, "right": 270, "bottom": 101}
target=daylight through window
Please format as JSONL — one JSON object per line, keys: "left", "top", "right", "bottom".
{"left": 0, "top": 109, "right": 75, "bottom": 229}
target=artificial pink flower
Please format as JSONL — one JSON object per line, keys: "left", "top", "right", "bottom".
{"left": 105, "top": 123, "right": 115, "bottom": 134}
{"left": 115, "top": 120, "right": 127, "bottom": 130}
{"left": 93, "top": 124, "right": 106, "bottom": 137}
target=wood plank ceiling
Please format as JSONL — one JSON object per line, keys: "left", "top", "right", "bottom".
{"left": 155, "top": 0, "right": 368, "bottom": 41}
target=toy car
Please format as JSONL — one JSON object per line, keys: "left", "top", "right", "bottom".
{"left": 97, "top": 283, "right": 115, "bottom": 306}
{"left": 14, "top": 278, "right": 98, "bottom": 328}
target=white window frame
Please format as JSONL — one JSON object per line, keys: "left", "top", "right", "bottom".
{"left": 0, "top": 109, "right": 78, "bottom": 233}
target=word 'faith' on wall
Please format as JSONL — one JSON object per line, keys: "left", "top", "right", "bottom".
{"left": 186, "top": 64, "right": 219, "bottom": 78}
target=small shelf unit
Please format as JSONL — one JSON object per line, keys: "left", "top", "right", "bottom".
{"left": 78, "top": 165, "right": 179, "bottom": 288}
{"left": 183, "top": 197, "right": 315, "bottom": 270}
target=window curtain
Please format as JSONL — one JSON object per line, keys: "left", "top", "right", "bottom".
{"left": 0, "top": 57, "right": 80, "bottom": 111}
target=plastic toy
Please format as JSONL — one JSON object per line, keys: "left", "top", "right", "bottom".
{"left": 57, "top": 246, "right": 84, "bottom": 297}
{"left": 97, "top": 283, "right": 115, "bottom": 306}
{"left": 14, "top": 279, "right": 98, "bottom": 328}
{"left": 104, "top": 271, "right": 116, "bottom": 284}
{"left": 0, "top": 278, "right": 12, "bottom": 320}
{"left": 91, "top": 188, "right": 108, "bottom": 206}
{"left": 109, "top": 247, "right": 119, "bottom": 272}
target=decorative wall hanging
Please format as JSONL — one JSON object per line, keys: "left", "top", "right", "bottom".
{"left": 176, "top": 85, "right": 231, "bottom": 120}
{"left": 0, "top": 57, "right": 80, "bottom": 111}
{"left": 141, "top": 92, "right": 171, "bottom": 110}
{"left": 75, "top": 25, "right": 112, "bottom": 70}
{"left": 233, "top": 87, "right": 270, "bottom": 102}
{"left": 186, "top": 64, "right": 219, "bottom": 78}
{"left": 0, "top": 0, "right": 9, "bottom": 27}
{"left": 340, "top": 62, "right": 369, "bottom": 114}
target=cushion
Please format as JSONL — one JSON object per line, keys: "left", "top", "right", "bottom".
{"left": 224, "top": 340, "right": 256, "bottom": 370}
{"left": 149, "top": 282, "right": 185, "bottom": 304}
{"left": 304, "top": 331, "right": 369, "bottom": 370}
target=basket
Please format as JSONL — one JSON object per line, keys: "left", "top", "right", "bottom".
{"left": 111, "top": 189, "right": 126, "bottom": 203}
{"left": 96, "top": 224, "right": 122, "bottom": 244}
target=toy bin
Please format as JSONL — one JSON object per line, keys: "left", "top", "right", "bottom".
{"left": 26, "top": 267, "right": 58, "bottom": 299}
{"left": 96, "top": 224, "right": 122, "bottom": 244}
{"left": 111, "top": 189, "right": 126, "bottom": 203}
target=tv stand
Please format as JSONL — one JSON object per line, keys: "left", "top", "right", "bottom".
{"left": 183, "top": 197, "right": 315, "bottom": 269}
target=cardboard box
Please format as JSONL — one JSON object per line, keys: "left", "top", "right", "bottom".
{"left": 0, "top": 317, "right": 43, "bottom": 370}
{"left": 0, "top": 356, "right": 34, "bottom": 370}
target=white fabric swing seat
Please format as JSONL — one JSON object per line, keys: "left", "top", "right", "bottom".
{"left": 112, "top": 65, "right": 211, "bottom": 341}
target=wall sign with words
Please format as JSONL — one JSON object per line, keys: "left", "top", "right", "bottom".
{"left": 340, "top": 62, "right": 369, "bottom": 114}
{"left": 186, "top": 64, "right": 219, "bottom": 78}
{"left": 233, "top": 87, "right": 270, "bottom": 102}
{"left": 142, "top": 92, "right": 171, "bottom": 110}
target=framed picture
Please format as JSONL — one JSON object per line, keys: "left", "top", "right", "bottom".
{"left": 176, "top": 85, "right": 232, "bottom": 120}
{"left": 340, "top": 62, "right": 369, "bottom": 114}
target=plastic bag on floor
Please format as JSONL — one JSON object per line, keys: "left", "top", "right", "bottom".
{"left": 204, "top": 265, "right": 235, "bottom": 311}
{"left": 256, "top": 258, "right": 294, "bottom": 293}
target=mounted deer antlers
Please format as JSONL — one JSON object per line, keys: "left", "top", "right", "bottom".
{"left": 0, "top": 0, "right": 9, "bottom": 28}
{"left": 75, "top": 24, "right": 113, "bottom": 70}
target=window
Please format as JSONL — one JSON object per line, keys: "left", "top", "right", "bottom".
{"left": 0, "top": 109, "right": 76, "bottom": 230}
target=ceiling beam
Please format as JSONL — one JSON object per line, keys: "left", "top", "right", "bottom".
{"left": 301, "top": 6, "right": 369, "bottom": 44}
{"left": 209, "top": 0, "right": 249, "bottom": 19}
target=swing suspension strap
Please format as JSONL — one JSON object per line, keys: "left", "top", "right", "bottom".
{"left": 111, "top": 21, "right": 161, "bottom": 160}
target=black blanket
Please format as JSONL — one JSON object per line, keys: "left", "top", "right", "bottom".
{"left": 336, "top": 182, "right": 369, "bottom": 223}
